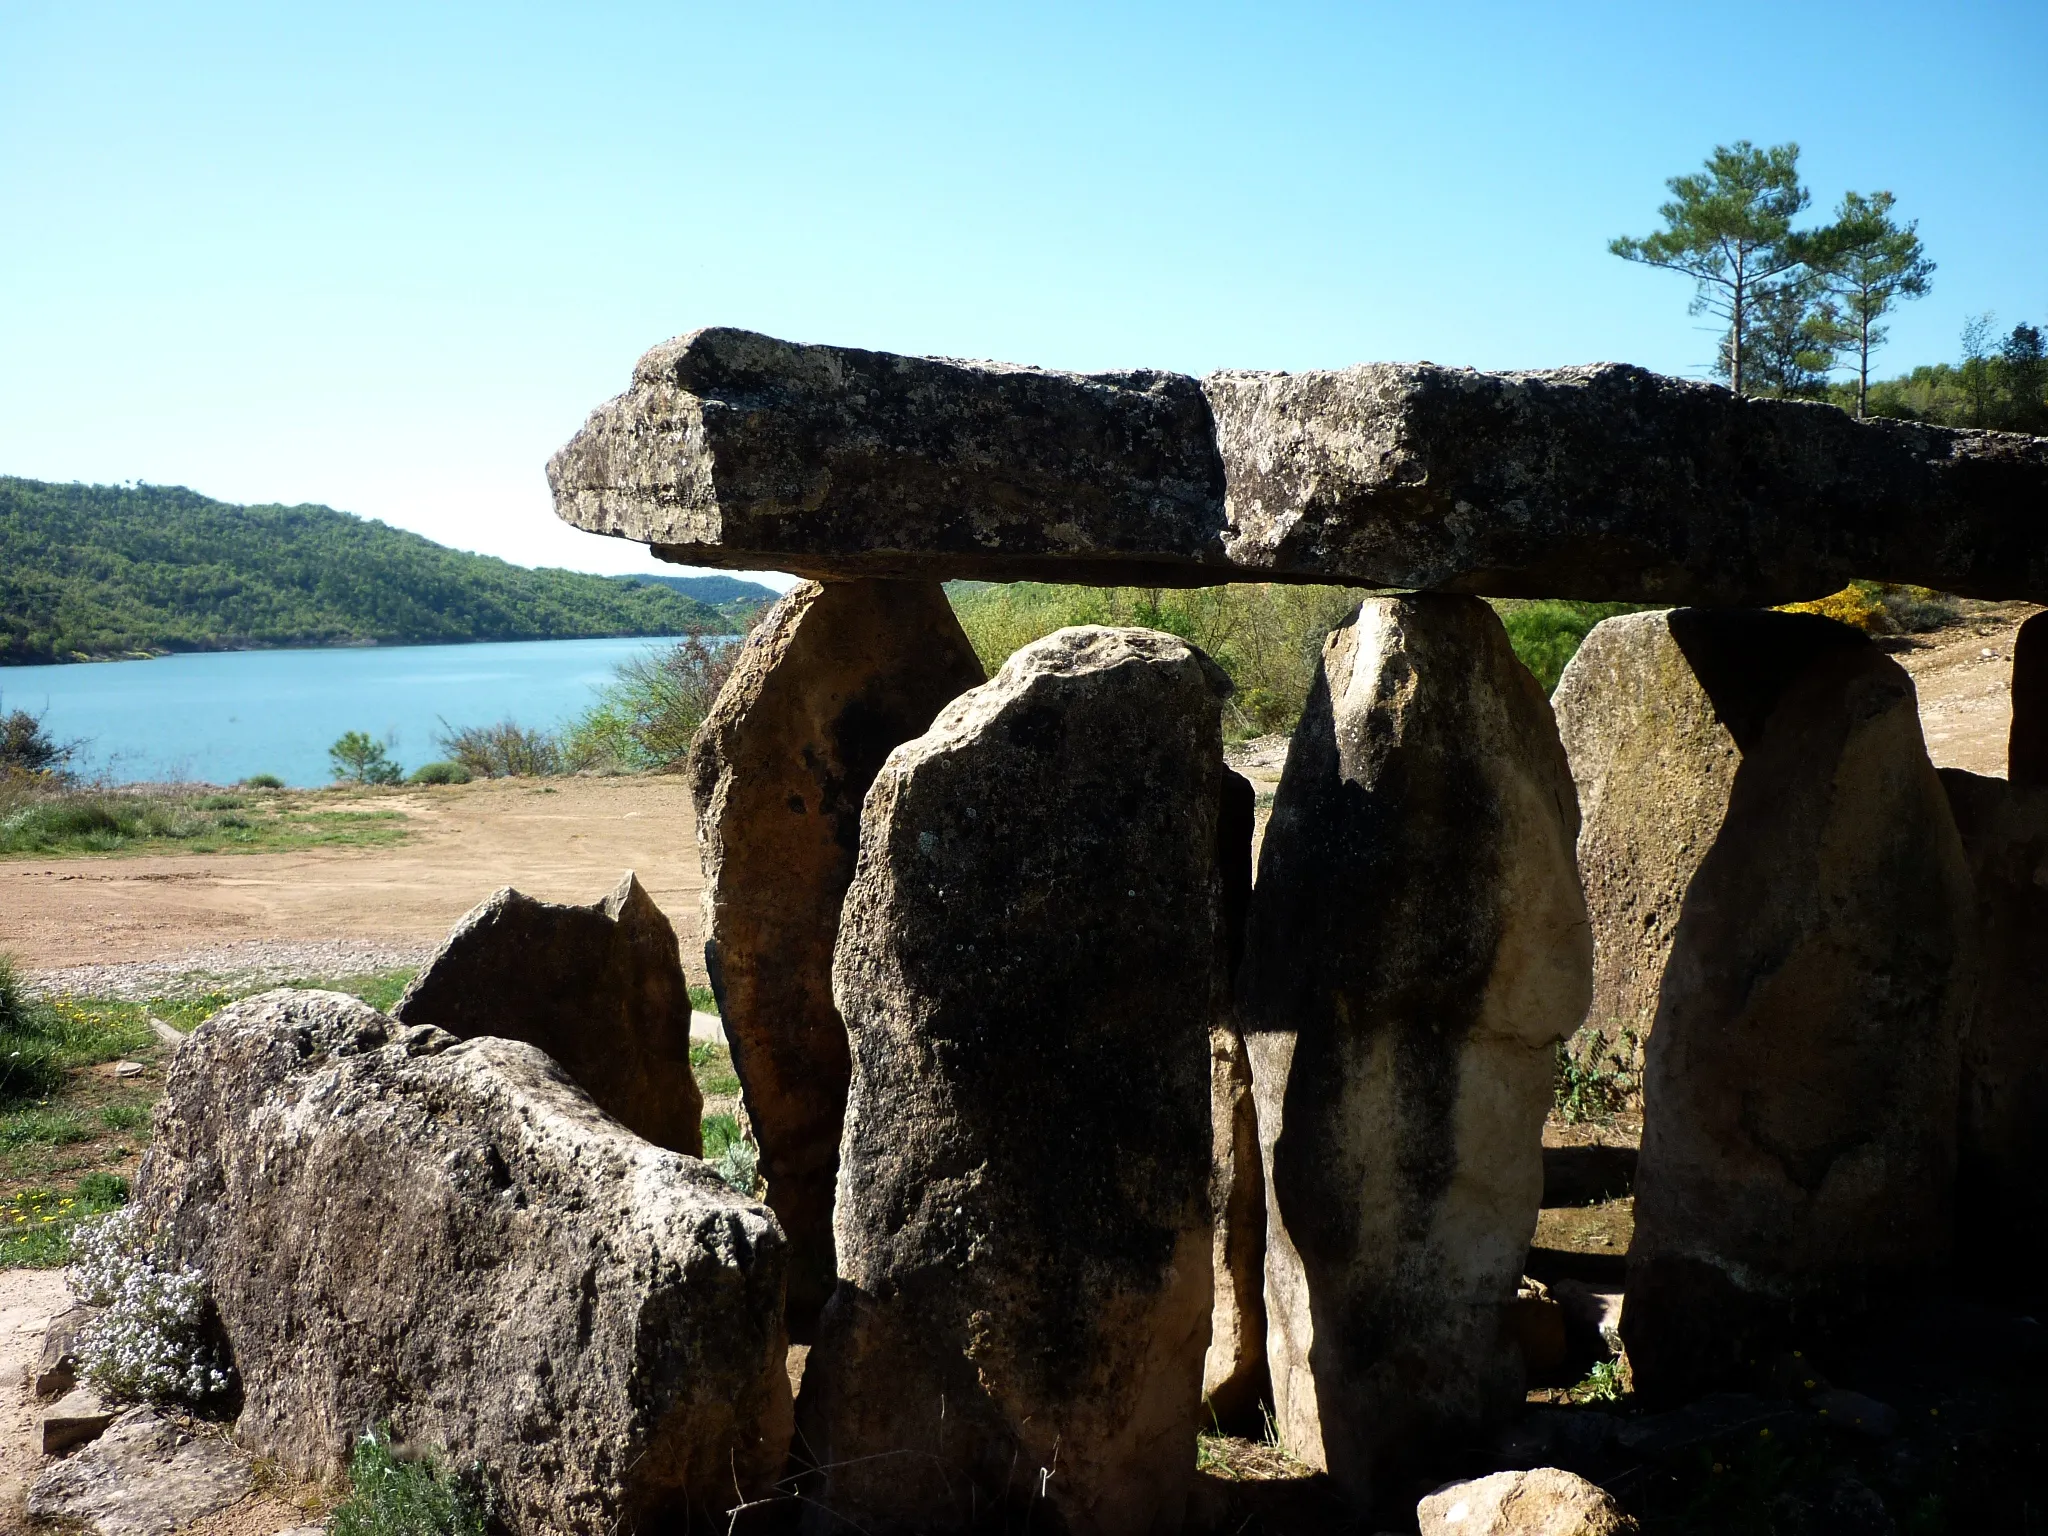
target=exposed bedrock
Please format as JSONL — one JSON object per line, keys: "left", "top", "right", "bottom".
{"left": 1236, "top": 594, "right": 1591, "bottom": 1513}
{"left": 549, "top": 326, "right": 2048, "bottom": 603}
{"left": 1611, "top": 613, "right": 1977, "bottom": 1401}
{"left": 390, "top": 871, "right": 702, "bottom": 1154}
{"left": 686, "top": 578, "right": 983, "bottom": 1332}
{"left": 1939, "top": 768, "right": 2048, "bottom": 1286}
{"left": 800, "top": 626, "right": 1230, "bottom": 1536}
{"left": 139, "top": 990, "right": 792, "bottom": 1536}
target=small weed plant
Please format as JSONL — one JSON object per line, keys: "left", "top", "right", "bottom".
{"left": 330, "top": 1429, "right": 493, "bottom": 1536}
{"left": 1568, "top": 1357, "right": 1628, "bottom": 1405}
{"left": 1554, "top": 1025, "right": 1642, "bottom": 1124}
{"left": 702, "top": 1111, "right": 760, "bottom": 1195}
{"left": 68, "top": 1204, "right": 235, "bottom": 1407}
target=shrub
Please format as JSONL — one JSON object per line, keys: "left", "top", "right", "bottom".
{"left": 0, "top": 697, "right": 75, "bottom": 782}
{"left": 329, "top": 1429, "right": 493, "bottom": 1536}
{"left": 240, "top": 773, "right": 286, "bottom": 789}
{"left": 948, "top": 583, "right": 1371, "bottom": 739}
{"left": 1491, "top": 600, "right": 1653, "bottom": 694}
{"left": 407, "top": 760, "right": 473, "bottom": 786}
{"left": 434, "top": 720, "right": 562, "bottom": 779}
{"left": 1554, "top": 1025, "right": 1641, "bottom": 1123}
{"left": 562, "top": 630, "right": 739, "bottom": 773}
{"left": 1778, "top": 580, "right": 1960, "bottom": 635}
{"left": 330, "top": 731, "right": 403, "bottom": 785}
{"left": 701, "top": 1112, "right": 760, "bottom": 1195}
{"left": 68, "top": 1205, "right": 235, "bottom": 1407}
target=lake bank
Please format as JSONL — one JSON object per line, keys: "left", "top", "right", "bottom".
{"left": 0, "top": 634, "right": 704, "bottom": 787}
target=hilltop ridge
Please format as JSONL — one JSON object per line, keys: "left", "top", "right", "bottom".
{"left": 0, "top": 477, "right": 772, "bottom": 665}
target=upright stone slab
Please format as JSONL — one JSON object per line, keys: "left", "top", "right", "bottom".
{"left": 391, "top": 872, "right": 701, "bottom": 1154}
{"left": 1555, "top": 610, "right": 1867, "bottom": 1055}
{"left": 687, "top": 579, "right": 983, "bottom": 1331}
{"left": 1940, "top": 768, "right": 2048, "bottom": 1285}
{"left": 1205, "top": 769, "right": 1268, "bottom": 1431}
{"left": 2011, "top": 609, "right": 2048, "bottom": 786}
{"left": 1236, "top": 595, "right": 1591, "bottom": 1513}
{"left": 1614, "top": 614, "right": 1976, "bottom": 1401}
{"left": 140, "top": 991, "right": 791, "bottom": 1536}
{"left": 802, "top": 627, "right": 1230, "bottom": 1536}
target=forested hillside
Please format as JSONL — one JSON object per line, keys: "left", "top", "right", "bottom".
{"left": 613, "top": 572, "right": 781, "bottom": 609}
{"left": 0, "top": 478, "right": 742, "bottom": 664}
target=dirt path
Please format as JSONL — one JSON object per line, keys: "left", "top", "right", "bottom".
{"left": 1887, "top": 600, "right": 2036, "bottom": 778}
{"left": 1, "top": 777, "right": 706, "bottom": 984}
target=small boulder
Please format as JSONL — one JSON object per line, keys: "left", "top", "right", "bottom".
{"left": 687, "top": 577, "right": 984, "bottom": 1331}
{"left": 1418, "top": 1468, "right": 1637, "bottom": 1536}
{"left": 137, "top": 989, "right": 791, "bottom": 1536}
{"left": 392, "top": 871, "right": 702, "bottom": 1154}
{"left": 41, "top": 1387, "right": 118, "bottom": 1456}
{"left": 802, "top": 626, "right": 1232, "bottom": 1535}
{"left": 27, "top": 1406, "right": 254, "bottom": 1536}
{"left": 36, "top": 1303, "right": 101, "bottom": 1397}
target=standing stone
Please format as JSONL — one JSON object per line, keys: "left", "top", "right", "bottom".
{"left": 1616, "top": 613, "right": 1975, "bottom": 1402}
{"left": 392, "top": 872, "right": 701, "bottom": 1154}
{"left": 140, "top": 990, "right": 792, "bottom": 1536}
{"left": 1554, "top": 610, "right": 1867, "bottom": 1054}
{"left": 1237, "top": 595, "right": 1591, "bottom": 1514}
{"left": 1940, "top": 768, "right": 2048, "bottom": 1285}
{"left": 2011, "top": 609, "right": 2048, "bottom": 786}
{"left": 1204, "top": 771, "right": 1268, "bottom": 1432}
{"left": 802, "top": 627, "right": 1231, "bottom": 1536}
{"left": 687, "top": 579, "right": 983, "bottom": 1332}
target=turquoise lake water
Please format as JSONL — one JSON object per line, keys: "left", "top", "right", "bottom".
{"left": 0, "top": 637, "right": 700, "bottom": 787}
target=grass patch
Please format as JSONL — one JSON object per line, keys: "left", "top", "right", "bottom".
{"left": 688, "top": 984, "right": 719, "bottom": 1015}
{"left": 328, "top": 1430, "right": 492, "bottom": 1536}
{"left": 691, "top": 1042, "right": 741, "bottom": 1100}
{"left": 0, "top": 1171, "right": 129, "bottom": 1267}
{"left": 0, "top": 781, "right": 412, "bottom": 859}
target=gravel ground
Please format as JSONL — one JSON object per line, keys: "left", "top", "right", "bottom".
{"left": 23, "top": 939, "right": 431, "bottom": 1000}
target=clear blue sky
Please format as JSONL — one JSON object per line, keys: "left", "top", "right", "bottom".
{"left": 4, "top": 1, "right": 2043, "bottom": 582}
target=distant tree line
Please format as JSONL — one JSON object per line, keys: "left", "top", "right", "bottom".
{"left": 1613, "top": 141, "right": 2047, "bottom": 433}
{"left": 0, "top": 478, "right": 757, "bottom": 666}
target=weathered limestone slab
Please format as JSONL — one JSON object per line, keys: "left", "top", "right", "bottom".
{"left": 1619, "top": 618, "right": 1975, "bottom": 1401}
{"left": 391, "top": 871, "right": 702, "bottom": 1154}
{"left": 1554, "top": 610, "right": 1866, "bottom": 1050}
{"left": 801, "top": 627, "right": 1231, "bottom": 1535}
{"left": 1939, "top": 768, "right": 2048, "bottom": 1284}
{"left": 686, "top": 578, "right": 983, "bottom": 1330}
{"left": 27, "top": 1408, "right": 253, "bottom": 1536}
{"left": 1236, "top": 595, "right": 1591, "bottom": 1512}
{"left": 2011, "top": 609, "right": 2048, "bottom": 785}
{"left": 550, "top": 326, "right": 2048, "bottom": 604}
{"left": 138, "top": 990, "right": 792, "bottom": 1536}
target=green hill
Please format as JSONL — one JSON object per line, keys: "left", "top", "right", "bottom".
{"left": 613, "top": 572, "right": 782, "bottom": 610}
{"left": 0, "top": 477, "right": 746, "bottom": 665}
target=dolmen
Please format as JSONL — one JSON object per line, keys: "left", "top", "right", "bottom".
{"left": 112, "top": 327, "right": 2048, "bottom": 1536}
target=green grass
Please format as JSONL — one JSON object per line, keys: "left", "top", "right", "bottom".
{"left": 0, "top": 1172, "right": 129, "bottom": 1267}
{"left": 691, "top": 1042, "right": 741, "bottom": 1100}
{"left": 0, "top": 783, "right": 411, "bottom": 859}
{"left": 329, "top": 1431, "right": 492, "bottom": 1536}
{"left": 688, "top": 985, "right": 719, "bottom": 1015}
